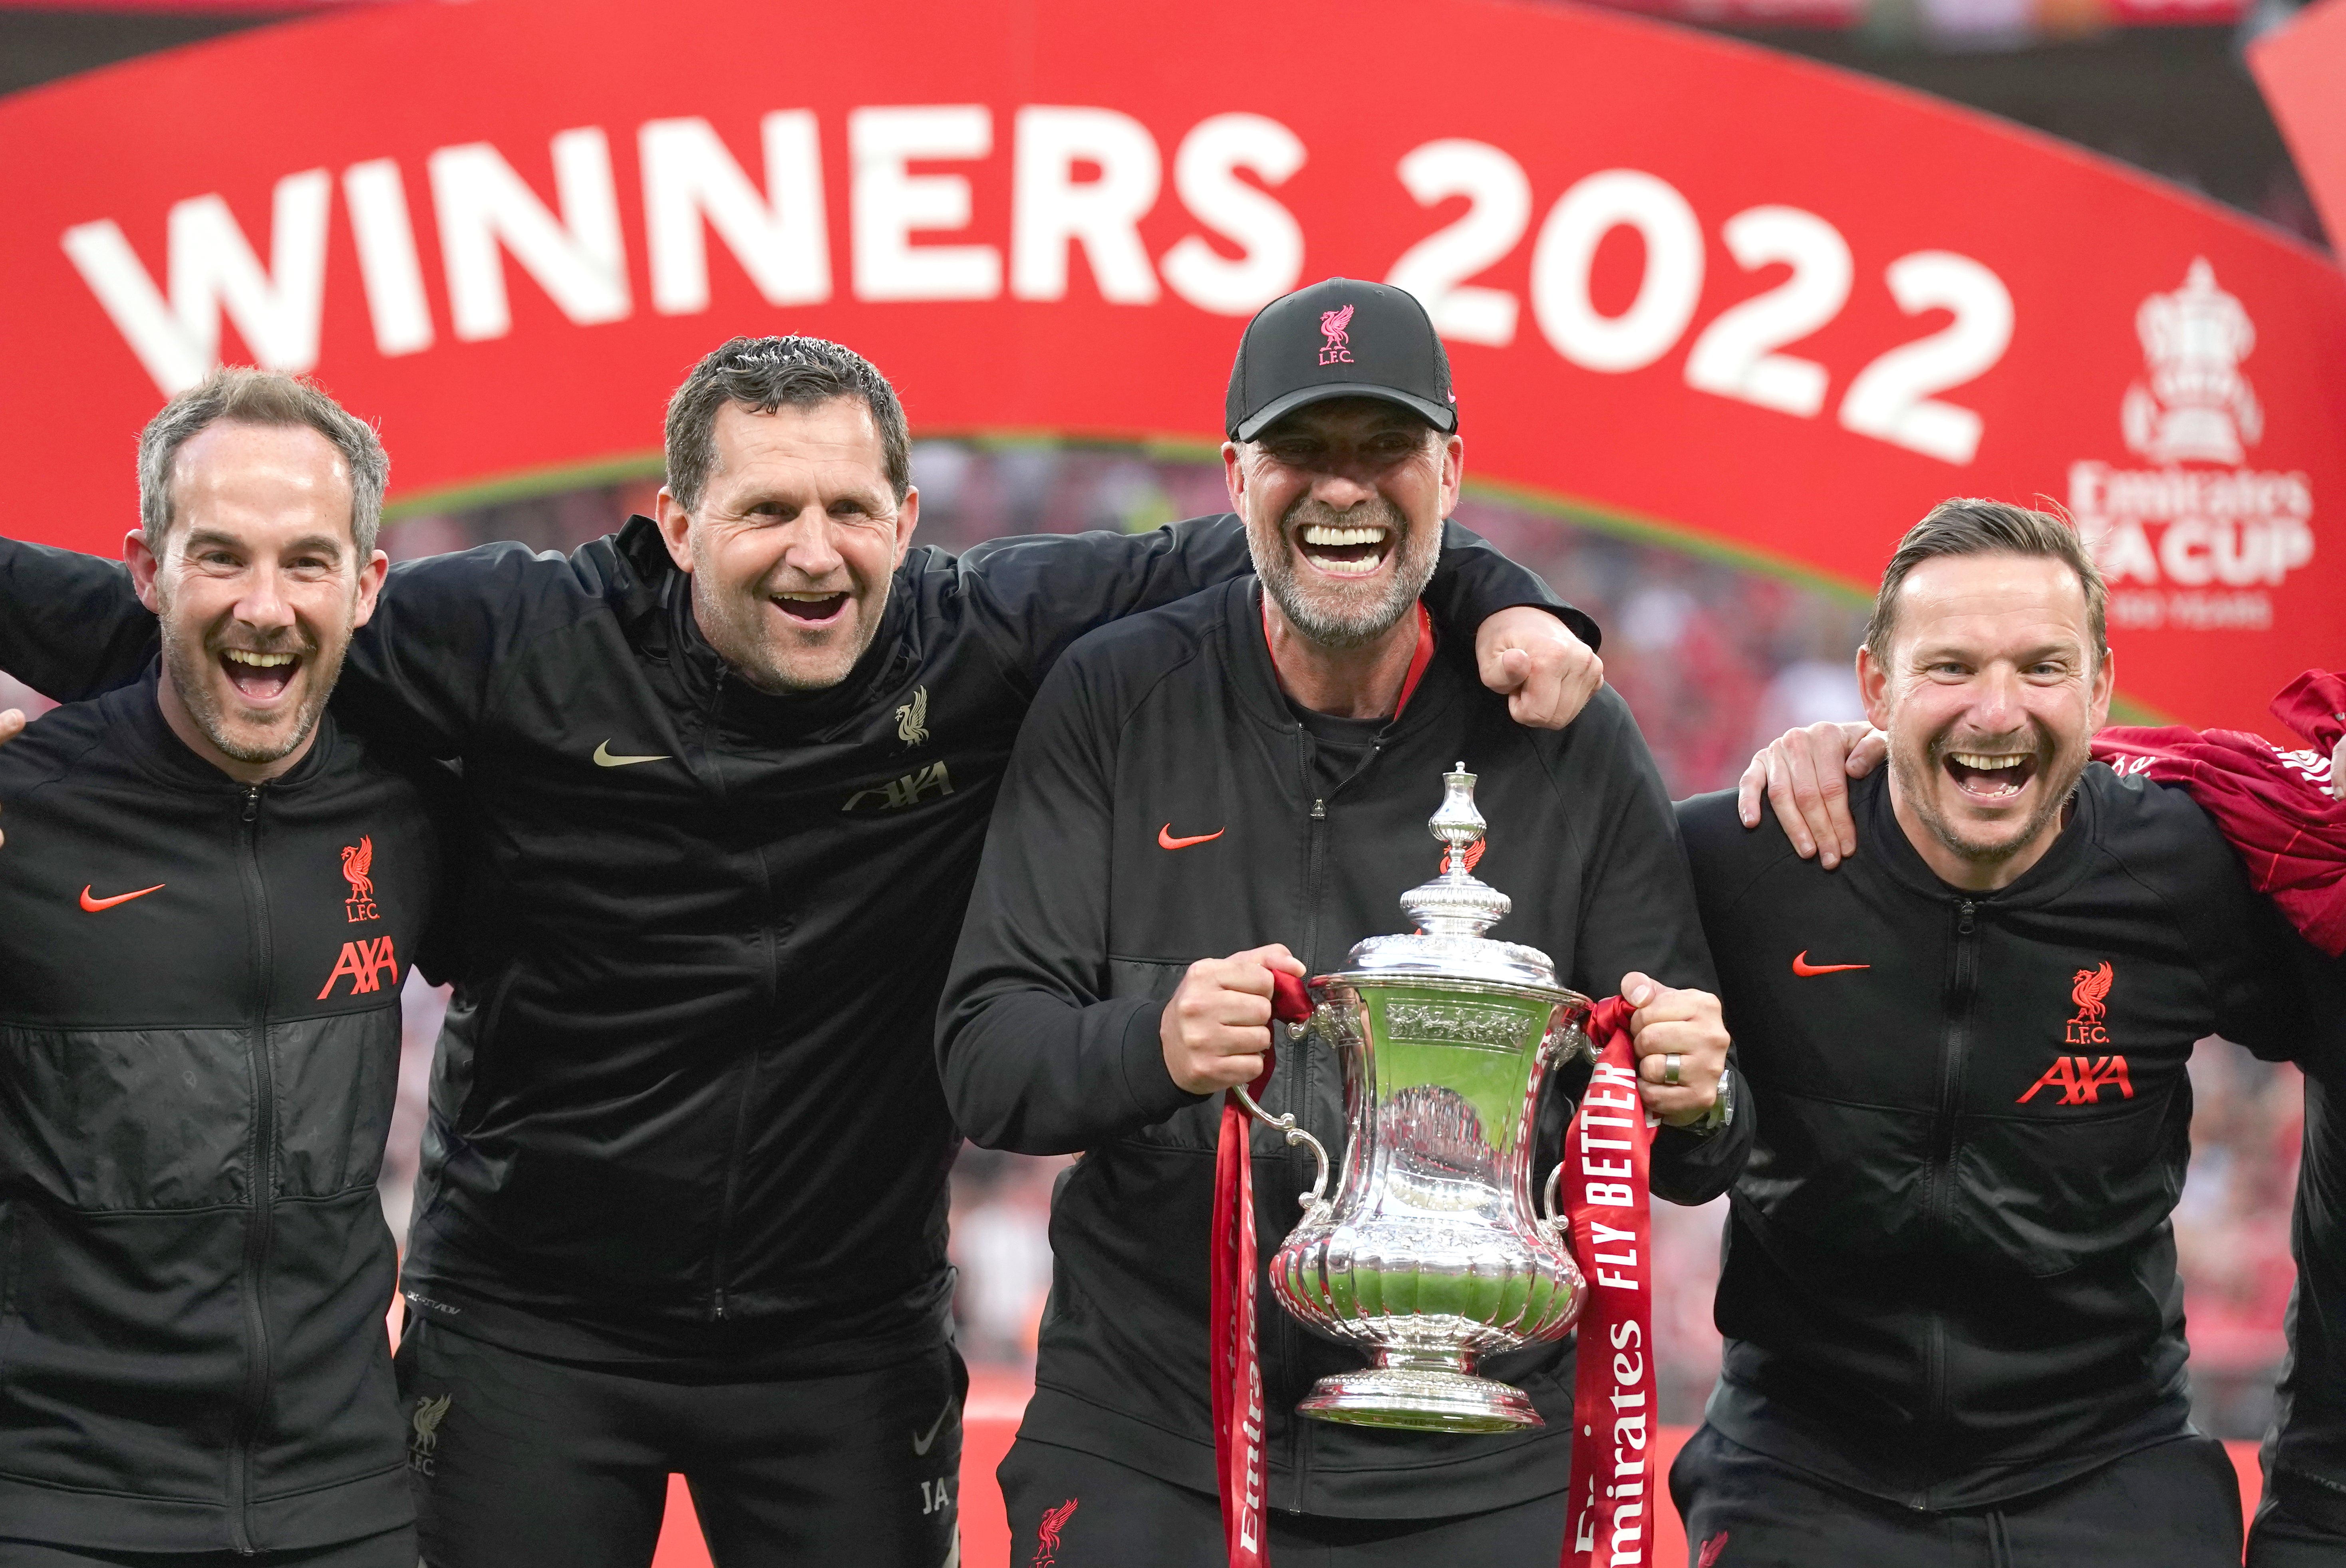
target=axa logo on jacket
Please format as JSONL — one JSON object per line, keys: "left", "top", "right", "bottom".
{"left": 2017, "top": 962, "right": 2132, "bottom": 1104}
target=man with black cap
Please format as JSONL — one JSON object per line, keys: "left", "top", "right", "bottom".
{"left": 939, "top": 278, "right": 1748, "bottom": 1563}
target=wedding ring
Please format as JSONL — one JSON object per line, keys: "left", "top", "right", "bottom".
{"left": 1663, "top": 1053, "right": 1682, "bottom": 1086}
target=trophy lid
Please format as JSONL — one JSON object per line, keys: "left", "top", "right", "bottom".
{"left": 1328, "top": 763, "right": 1572, "bottom": 997}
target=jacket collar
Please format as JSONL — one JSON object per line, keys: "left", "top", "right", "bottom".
{"left": 1221, "top": 578, "right": 1464, "bottom": 739}
{"left": 110, "top": 661, "right": 339, "bottom": 797}
{"left": 1861, "top": 762, "right": 2100, "bottom": 909}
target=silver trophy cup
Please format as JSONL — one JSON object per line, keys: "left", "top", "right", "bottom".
{"left": 1234, "top": 763, "right": 1594, "bottom": 1433}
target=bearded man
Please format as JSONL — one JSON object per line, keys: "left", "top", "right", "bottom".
{"left": 938, "top": 279, "right": 1746, "bottom": 1564}
{"left": 1669, "top": 499, "right": 2330, "bottom": 1567}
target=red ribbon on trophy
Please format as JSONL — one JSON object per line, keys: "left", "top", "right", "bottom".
{"left": 1209, "top": 972, "right": 1311, "bottom": 1568}
{"left": 1559, "top": 996, "right": 1657, "bottom": 1568}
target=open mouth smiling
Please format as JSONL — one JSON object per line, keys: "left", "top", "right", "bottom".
{"left": 771, "top": 589, "right": 850, "bottom": 626}
{"left": 1296, "top": 522, "right": 1394, "bottom": 579}
{"left": 219, "top": 647, "right": 302, "bottom": 703}
{"left": 1943, "top": 748, "right": 2038, "bottom": 802}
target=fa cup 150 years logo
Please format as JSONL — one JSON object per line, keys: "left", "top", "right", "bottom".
{"left": 2069, "top": 258, "right": 2316, "bottom": 636}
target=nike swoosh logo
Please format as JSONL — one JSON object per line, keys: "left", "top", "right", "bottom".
{"left": 1791, "top": 950, "right": 1870, "bottom": 976}
{"left": 1158, "top": 824, "right": 1226, "bottom": 850}
{"left": 81, "top": 883, "right": 166, "bottom": 913}
{"left": 592, "top": 740, "right": 672, "bottom": 768}
{"left": 912, "top": 1397, "right": 955, "bottom": 1456}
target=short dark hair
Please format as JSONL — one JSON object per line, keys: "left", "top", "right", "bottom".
{"left": 664, "top": 336, "right": 911, "bottom": 512}
{"left": 138, "top": 368, "right": 388, "bottom": 557}
{"left": 1865, "top": 498, "right": 2108, "bottom": 667}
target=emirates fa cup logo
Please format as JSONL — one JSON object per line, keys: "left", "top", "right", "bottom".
{"left": 2122, "top": 258, "right": 2263, "bottom": 466}
{"left": 1318, "top": 303, "right": 1355, "bottom": 366}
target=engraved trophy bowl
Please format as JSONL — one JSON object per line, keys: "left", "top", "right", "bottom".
{"left": 1236, "top": 764, "right": 1595, "bottom": 1434}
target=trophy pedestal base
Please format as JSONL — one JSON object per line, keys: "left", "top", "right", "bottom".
{"left": 1295, "top": 1359, "right": 1543, "bottom": 1433}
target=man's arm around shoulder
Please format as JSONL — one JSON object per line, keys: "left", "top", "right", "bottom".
{"left": 0, "top": 538, "right": 154, "bottom": 702}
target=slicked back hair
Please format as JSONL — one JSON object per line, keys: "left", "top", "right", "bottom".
{"left": 1865, "top": 498, "right": 2109, "bottom": 668}
{"left": 664, "top": 336, "right": 911, "bottom": 512}
{"left": 138, "top": 368, "right": 387, "bottom": 558}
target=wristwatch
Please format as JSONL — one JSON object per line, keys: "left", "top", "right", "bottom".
{"left": 1681, "top": 1066, "right": 1735, "bottom": 1138}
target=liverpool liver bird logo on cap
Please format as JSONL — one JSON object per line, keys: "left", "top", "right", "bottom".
{"left": 1318, "top": 303, "right": 1354, "bottom": 366}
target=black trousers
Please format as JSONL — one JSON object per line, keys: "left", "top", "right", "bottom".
{"left": 393, "top": 1318, "right": 963, "bottom": 1568}
{"left": 1669, "top": 1424, "right": 2244, "bottom": 1568}
{"left": 997, "top": 1436, "right": 1568, "bottom": 1567}
{"left": 2247, "top": 1492, "right": 2346, "bottom": 1568}
{"left": 0, "top": 1532, "right": 413, "bottom": 1568}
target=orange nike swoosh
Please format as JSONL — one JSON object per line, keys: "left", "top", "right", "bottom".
{"left": 81, "top": 883, "right": 166, "bottom": 913}
{"left": 1791, "top": 950, "right": 1869, "bottom": 976}
{"left": 1158, "top": 824, "right": 1226, "bottom": 851}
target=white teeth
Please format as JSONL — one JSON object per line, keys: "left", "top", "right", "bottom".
{"left": 1951, "top": 752, "right": 2026, "bottom": 770}
{"left": 1300, "top": 524, "right": 1387, "bottom": 547}
{"left": 223, "top": 650, "right": 295, "bottom": 667}
{"left": 774, "top": 591, "right": 842, "bottom": 602}
{"left": 1307, "top": 554, "right": 1382, "bottom": 577}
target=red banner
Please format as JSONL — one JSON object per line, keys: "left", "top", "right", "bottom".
{"left": 1, "top": 0, "right": 2339, "bottom": 732}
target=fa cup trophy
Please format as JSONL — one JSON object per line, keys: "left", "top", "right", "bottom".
{"left": 1234, "top": 763, "right": 1595, "bottom": 1433}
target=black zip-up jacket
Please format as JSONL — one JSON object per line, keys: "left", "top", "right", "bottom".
{"left": 2268, "top": 986, "right": 2346, "bottom": 1536}
{"left": 0, "top": 521, "right": 1580, "bottom": 1372}
{"left": 937, "top": 580, "right": 1748, "bottom": 1517}
{"left": 1676, "top": 768, "right": 2324, "bottom": 1510}
{"left": 0, "top": 673, "right": 441, "bottom": 1552}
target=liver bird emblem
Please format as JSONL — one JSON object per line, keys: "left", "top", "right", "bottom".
{"left": 896, "top": 685, "right": 930, "bottom": 748}
{"left": 2070, "top": 962, "right": 2114, "bottom": 1023}
{"left": 1033, "top": 1498, "right": 1079, "bottom": 1566}
{"left": 1318, "top": 303, "right": 1355, "bottom": 365}
{"left": 340, "top": 836, "right": 375, "bottom": 903}
{"left": 411, "top": 1392, "right": 451, "bottom": 1453}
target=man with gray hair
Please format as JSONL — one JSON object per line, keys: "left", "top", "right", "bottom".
{"left": 0, "top": 333, "right": 1603, "bottom": 1565}
{"left": 0, "top": 368, "right": 446, "bottom": 1565}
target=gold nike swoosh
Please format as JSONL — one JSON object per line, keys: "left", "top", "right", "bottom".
{"left": 592, "top": 740, "right": 672, "bottom": 768}
{"left": 911, "top": 1397, "right": 956, "bottom": 1455}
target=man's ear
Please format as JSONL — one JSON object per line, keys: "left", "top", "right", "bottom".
{"left": 351, "top": 549, "right": 391, "bottom": 629}
{"left": 892, "top": 486, "right": 921, "bottom": 568}
{"left": 1437, "top": 432, "right": 1463, "bottom": 518}
{"left": 1857, "top": 643, "right": 1893, "bottom": 734}
{"left": 124, "top": 528, "right": 165, "bottom": 614}
{"left": 653, "top": 488, "right": 695, "bottom": 574}
{"left": 1222, "top": 441, "right": 1246, "bottom": 516}
{"left": 2088, "top": 645, "right": 2114, "bottom": 731}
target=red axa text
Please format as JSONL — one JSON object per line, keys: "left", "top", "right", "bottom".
{"left": 2016, "top": 1054, "right": 2134, "bottom": 1106}
{"left": 318, "top": 935, "right": 399, "bottom": 1000}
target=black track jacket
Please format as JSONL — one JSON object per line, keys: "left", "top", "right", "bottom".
{"left": 0, "top": 520, "right": 1579, "bottom": 1373}
{"left": 1676, "top": 768, "right": 2326, "bottom": 1510}
{"left": 937, "top": 580, "right": 1749, "bottom": 1518}
{"left": 0, "top": 673, "right": 441, "bottom": 1552}
{"left": 2273, "top": 1046, "right": 2346, "bottom": 1536}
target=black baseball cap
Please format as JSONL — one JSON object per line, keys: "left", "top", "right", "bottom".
{"left": 1225, "top": 278, "right": 1458, "bottom": 443}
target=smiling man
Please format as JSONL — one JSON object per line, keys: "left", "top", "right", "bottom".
{"left": 1667, "top": 500, "right": 2328, "bottom": 1567}
{"left": 0, "top": 333, "right": 1602, "bottom": 1568}
{"left": 938, "top": 280, "right": 1746, "bottom": 1564}
{"left": 0, "top": 369, "right": 443, "bottom": 1566}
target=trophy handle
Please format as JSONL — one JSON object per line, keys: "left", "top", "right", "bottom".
{"left": 1535, "top": 1008, "right": 1598, "bottom": 1247}
{"left": 1539, "top": 1161, "right": 1569, "bottom": 1246}
{"left": 1229, "top": 1017, "right": 1333, "bottom": 1220}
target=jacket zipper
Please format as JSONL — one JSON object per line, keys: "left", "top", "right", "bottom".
{"left": 229, "top": 783, "right": 276, "bottom": 1553}
{"left": 1916, "top": 895, "right": 1979, "bottom": 1508}
{"left": 703, "top": 666, "right": 759, "bottom": 1323}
